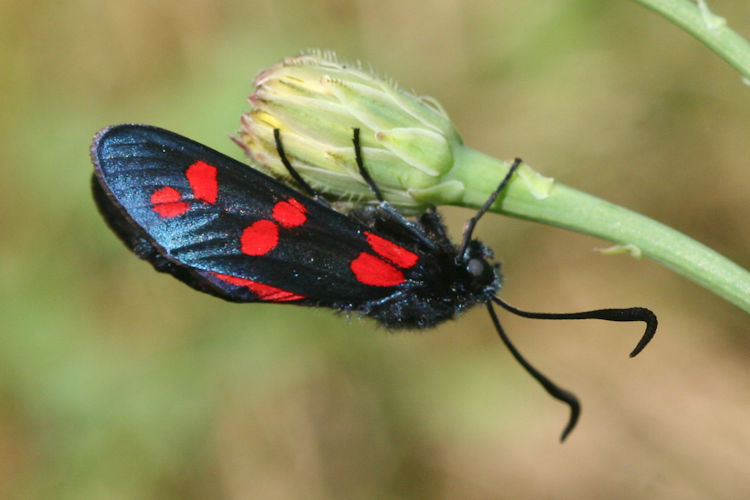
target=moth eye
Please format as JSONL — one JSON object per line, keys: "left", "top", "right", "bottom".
{"left": 467, "top": 258, "right": 486, "bottom": 277}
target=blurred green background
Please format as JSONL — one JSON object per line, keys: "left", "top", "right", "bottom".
{"left": 2, "top": 0, "right": 750, "bottom": 498}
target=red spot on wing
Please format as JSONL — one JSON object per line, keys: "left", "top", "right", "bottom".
{"left": 350, "top": 252, "right": 406, "bottom": 287}
{"left": 186, "top": 161, "right": 218, "bottom": 204}
{"left": 151, "top": 186, "right": 189, "bottom": 218}
{"left": 272, "top": 198, "right": 307, "bottom": 228}
{"left": 364, "top": 232, "right": 418, "bottom": 269}
{"left": 214, "top": 273, "right": 305, "bottom": 302}
{"left": 241, "top": 220, "right": 279, "bottom": 256}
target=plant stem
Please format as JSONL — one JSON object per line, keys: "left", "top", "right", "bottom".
{"left": 632, "top": 0, "right": 750, "bottom": 80}
{"left": 446, "top": 146, "right": 750, "bottom": 313}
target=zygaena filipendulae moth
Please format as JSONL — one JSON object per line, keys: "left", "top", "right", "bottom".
{"left": 91, "top": 124, "right": 657, "bottom": 441}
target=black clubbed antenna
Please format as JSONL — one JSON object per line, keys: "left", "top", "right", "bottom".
{"left": 493, "top": 297, "right": 657, "bottom": 357}
{"left": 486, "top": 302, "right": 580, "bottom": 442}
{"left": 487, "top": 297, "right": 657, "bottom": 441}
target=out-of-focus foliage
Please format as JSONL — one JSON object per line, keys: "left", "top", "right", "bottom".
{"left": 1, "top": 1, "right": 749, "bottom": 498}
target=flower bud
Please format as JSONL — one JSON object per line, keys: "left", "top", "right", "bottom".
{"left": 238, "top": 51, "right": 467, "bottom": 212}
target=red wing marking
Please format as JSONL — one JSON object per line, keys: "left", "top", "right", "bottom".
{"left": 186, "top": 161, "right": 218, "bottom": 204}
{"left": 350, "top": 252, "right": 406, "bottom": 287}
{"left": 272, "top": 198, "right": 307, "bottom": 228}
{"left": 364, "top": 232, "right": 418, "bottom": 269}
{"left": 241, "top": 220, "right": 279, "bottom": 256}
{"left": 214, "top": 273, "right": 305, "bottom": 302}
{"left": 151, "top": 186, "right": 189, "bottom": 218}
{"left": 150, "top": 161, "right": 216, "bottom": 218}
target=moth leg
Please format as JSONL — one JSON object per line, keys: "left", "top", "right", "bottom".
{"left": 352, "top": 128, "right": 385, "bottom": 203}
{"left": 458, "top": 158, "right": 521, "bottom": 257}
{"left": 273, "top": 128, "right": 319, "bottom": 198}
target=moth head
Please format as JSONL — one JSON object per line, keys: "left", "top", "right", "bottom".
{"left": 461, "top": 240, "right": 500, "bottom": 295}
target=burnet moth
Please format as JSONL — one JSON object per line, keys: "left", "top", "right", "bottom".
{"left": 91, "top": 124, "right": 657, "bottom": 441}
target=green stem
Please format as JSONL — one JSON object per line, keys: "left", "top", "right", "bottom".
{"left": 632, "top": 0, "right": 750, "bottom": 80}
{"left": 447, "top": 146, "right": 750, "bottom": 314}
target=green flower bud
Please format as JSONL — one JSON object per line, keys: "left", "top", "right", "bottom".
{"left": 238, "top": 51, "right": 466, "bottom": 212}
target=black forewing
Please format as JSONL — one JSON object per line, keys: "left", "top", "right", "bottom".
{"left": 91, "top": 124, "right": 434, "bottom": 305}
